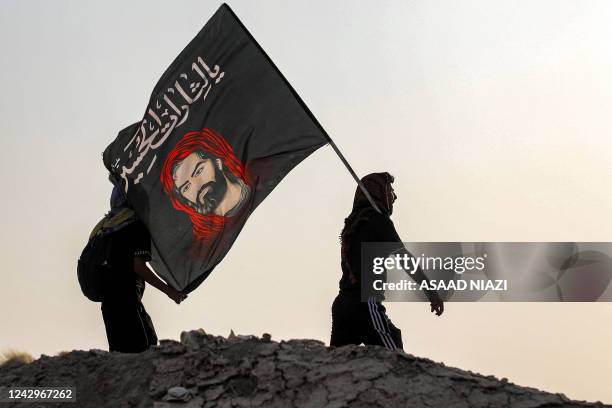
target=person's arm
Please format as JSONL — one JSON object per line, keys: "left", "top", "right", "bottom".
{"left": 374, "top": 214, "right": 444, "bottom": 316}
{"left": 130, "top": 220, "right": 187, "bottom": 304}
{"left": 134, "top": 257, "right": 186, "bottom": 304}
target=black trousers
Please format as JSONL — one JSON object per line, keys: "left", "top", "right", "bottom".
{"left": 330, "top": 291, "right": 403, "bottom": 351}
{"left": 101, "top": 297, "right": 157, "bottom": 353}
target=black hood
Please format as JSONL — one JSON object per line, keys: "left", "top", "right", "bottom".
{"left": 351, "top": 172, "right": 394, "bottom": 215}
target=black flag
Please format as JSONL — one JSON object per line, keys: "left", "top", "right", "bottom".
{"left": 103, "top": 4, "right": 328, "bottom": 293}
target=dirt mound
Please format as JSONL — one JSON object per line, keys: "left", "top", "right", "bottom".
{"left": 0, "top": 330, "right": 606, "bottom": 407}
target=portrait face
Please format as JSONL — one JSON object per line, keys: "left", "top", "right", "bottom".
{"left": 172, "top": 151, "right": 228, "bottom": 215}
{"left": 161, "top": 128, "right": 251, "bottom": 241}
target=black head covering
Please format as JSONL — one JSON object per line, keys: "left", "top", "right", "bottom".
{"left": 350, "top": 172, "right": 395, "bottom": 215}
{"left": 339, "top": 172, "right": 394, "bottom": 284}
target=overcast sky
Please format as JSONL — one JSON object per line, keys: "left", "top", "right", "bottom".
{"left": 1, "top": 0, "right": 611, "bottom": 403}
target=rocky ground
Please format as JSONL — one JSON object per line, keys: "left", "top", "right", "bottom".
{"left": 0, "top": 330, "right": 608, "bottom": 408}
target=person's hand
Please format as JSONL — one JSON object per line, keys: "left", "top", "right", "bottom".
{"left": 430, "top": 300, "right": 444, "bottom": 316}
{"left": 165, "top": 287, "right": 187, "bottom": 304}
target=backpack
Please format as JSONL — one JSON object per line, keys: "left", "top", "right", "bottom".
{"left": 77, "top": 208, "right": 137, "bottom": 302}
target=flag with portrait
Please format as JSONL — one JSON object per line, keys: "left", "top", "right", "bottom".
{"left": 103, "top": 3, "right": 328, "bottom": 293}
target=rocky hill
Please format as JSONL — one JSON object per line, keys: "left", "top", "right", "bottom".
{"left": 0, "top": 330, "right": 607, "bottom": 407}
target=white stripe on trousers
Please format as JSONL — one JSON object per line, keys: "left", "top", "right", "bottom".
{"left": 366, "top": 300, "right": 389, "bottom": 348}
{"left": 367, "top": 298, "right": 397, "bottom": 350}
{"left": 373, "top": 301, "right": 398, "bottom": 350}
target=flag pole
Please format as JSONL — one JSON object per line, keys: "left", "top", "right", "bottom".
{"left": 324, "top": 136, "right": 382, "bottom": 214}
{"left": 222, "top": 4, "right": 382, "bottom": 213}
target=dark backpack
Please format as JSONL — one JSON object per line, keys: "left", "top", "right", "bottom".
{"left": 77, "top": 208, "right": 137, "bottom": 302}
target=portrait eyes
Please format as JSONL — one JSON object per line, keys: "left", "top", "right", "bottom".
{"left": 194, "top": 158, "right": 209, "bottom": 177}
{"left": 178, "top": 158, "right": 208, "bottom": 195}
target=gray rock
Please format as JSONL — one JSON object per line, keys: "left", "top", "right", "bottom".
{"left": 180, "top": 329, "right": 207, "bottom": 351}
{"left": 164, "top": 386, "right": 191, "bottom": 401}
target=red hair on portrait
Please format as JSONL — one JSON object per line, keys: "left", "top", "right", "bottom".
{"left": 160, "top": 128, "right": 248, "bottom": 241}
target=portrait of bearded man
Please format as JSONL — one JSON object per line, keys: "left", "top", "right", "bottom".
{"left": 161, "top": 129, "right": 251, "bottom": 241}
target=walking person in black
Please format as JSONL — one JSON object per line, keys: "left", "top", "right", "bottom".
{"left": 101, "top": 187, "right": 187, "bottom": 353}
{"left": 330, "top": 172, "right": 444, "bottom": 350}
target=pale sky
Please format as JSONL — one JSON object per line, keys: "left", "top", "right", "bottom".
{"left": 1, "top": 0, "right": 611, "bottom": 404}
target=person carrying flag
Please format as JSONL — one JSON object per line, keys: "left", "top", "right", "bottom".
{"left": 330, "top": 172, "right": 444, "bottom": 350}
{"left": 101, "top": 187, "right": 187, "bottom": 353}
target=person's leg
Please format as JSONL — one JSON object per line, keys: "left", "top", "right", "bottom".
{"left": 101, "top": 303, "right": 120, "bottom": 352}
{"left": 102, "top": 301, "right": 151, "bottom": 353}
{"left": 102, "top": 302, "right": 135, "bottom": 352}
{"left": 136, "top": 300, "right": 158, "bottom": 348}
{"left": 330, "top": 293, "right": 362, "bottom": 347}
{"left": 363, "top": 299, "right": 403, "bottom": 351}
{"left": 386, "top": 319, "right": 403, "bottom": 351}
